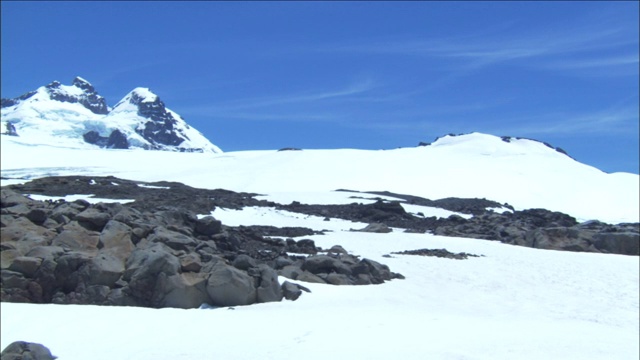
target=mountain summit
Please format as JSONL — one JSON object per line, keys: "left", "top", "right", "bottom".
{"left": 0, "top": 77, "right": 222, "bottom": 153}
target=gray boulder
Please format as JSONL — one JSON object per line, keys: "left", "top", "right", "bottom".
{"left": 1, "top": 189, "right": 37, "bottom": 207}
{"left": 51, "top": 221, "right": 100, "bottom": 254}
{"left": 98, "top": 220, "right": 134, "bottom": 261}
{"left": 206, "top": 261, "right": 257, "bottom": 307}
{"left": 252, "top": 264, "right": 283, "bottom": 303}
{"left": 179, "top": 253, "right": 203, "bottom": 272}
{"left": 195, "top": 216, "right": 222, "bottom": 236}
{"left": 25, "top": 208, "right": 48, "bottom": 225}
{"left": 355, "top": 223, "right": 393, "bottom": 233}
{"left": 296, "top": 271, "right": 326, "bottom": 284}
{"left": 233, "top": 254, "right": 257, "bottom": 270}
{"left": 281, "top": 280, "right": 311, "bottom": 301}
{"left": 302, "top": 255, "right": 352, "bottom": 276}
{"left": 82, "top": 252, "right": 125, "bottom": 287}
{"left": 25, "top": 246, "right": 65, "bottom": 261}
{"left": 162, "top": 272, "right": 210, "bottom": 309}
{"left": 123, "top": 244, "right": 181, "bottom": 305}
{"left": 75, "top": 207, "right": 111, "bottom": 230}
{"left": 8, "top": 256, "right": 42, "bottom": 278}
{"left": 325, "top": 273, "right": 353, "bottom": 285}
{"left": 147, "top": 226, "right": 196, "bottom": 251}
{"left": 53, "top": 251, "right": 94, "bottom": 292}
{"left": 1, "top": 341, "right": 57, "bottom": 360}
{"left": 593, "top": 232, "right": 639, "bottom": 255}
{"left": 1, "top": 217, "right": 57, "bottom": 254}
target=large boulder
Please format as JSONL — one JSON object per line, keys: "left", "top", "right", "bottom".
{"left": 147, "top": 226, "right": 196, "bottom": 251}
{"left": 0, "top": 341, "right": 57, "bottom": 360}
{"left": 161, "top": 272, "right": 210, "bottom": 309}
{"left": 51, "top": 221, "right": 100, "bottom": 254}
{"left": 195, "top": 216, "right": 222, "bottom": 236}
{"left": 53, "top": 251, "right": 94, "bottom": 293}
{"left": 75, "top": 207, "right": 111, "bottom": 231}
{"left": 523, "top": 227, "right": 592, "bottom": 252}
{"left": 98, "top": 220, "right": 134, "bottom": 261}
{"left": 252, "top": 264, "right": 283, "bottom": 303}
{"left": 206, "top": 262, "right": 257, "bottom": 307}
{"left": 1, "top": 189, "right": 37, "bottom": 208}
{"left": 281, "top": 280, "right": 311, "bottom": 301}
{"left": 302, "top": 255, "right": 352, "bottom": 276}
{"left": 81, "top": 252, "right": 125, "bottom": 287}
{"left": 8, "top": 256, "right": 43, "bottom": 278}
{"left": 593, "top": 232, "right": 639, "bottom": 255}
{"left": 123, "top": 244, "right": 181, "bottom": 306}
{"left": 1, "top": 217, "right": 57, "bottom": 254}
{"left": 355, "top": 223, "right": 393, "bottom": 233}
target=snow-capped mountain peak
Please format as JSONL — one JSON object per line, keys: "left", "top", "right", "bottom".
{"left": 44, "top": 76, "right": 109, "bottom": 115}
{"left": 425, "top": 132, "right": 573, "bottom": 160}
{"left": 0, "top": 77, "right": 222, "bottom": 153}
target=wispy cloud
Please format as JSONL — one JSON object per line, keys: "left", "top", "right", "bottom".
{"left": 210, "top": 78, "right": 376, "bottom": 111}
{"left": 179, "top": 78, "right": 383, "bottom": 123}
{"left": 316, "top": 15, "right": 637, "bottom": 73}
{"left": 201, "top": 111, "right": 345, "bottom": 123}
{"left": 488, "top": 100, "right": 639, "bottom": 137}
{"left": 543, "top": 54, "right": 639, "bottom": 72}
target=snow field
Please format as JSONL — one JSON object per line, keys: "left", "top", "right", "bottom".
{"left": 1, "top": 229, "right": 638, "bottom": 360}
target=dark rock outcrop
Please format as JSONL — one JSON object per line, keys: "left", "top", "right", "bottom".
{"left": 1, "top": 182, "right": 403, "bottom": 309}
{"left": 3, "top": 122, "right": 18, "bottom": 136}
{"left": 392, "top": 248, "right": 482, "bottom": 260}
{"left": 83, "top": 130, "right": 130, "bottom": 149}
{"left": 44, "top": 77, "right": 109, "bottom": 115}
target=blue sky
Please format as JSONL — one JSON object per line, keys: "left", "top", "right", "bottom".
{"left": 1, "top": 1, "right": 638, "bottom": 174}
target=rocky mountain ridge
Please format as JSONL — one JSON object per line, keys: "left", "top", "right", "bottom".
{"left": 1, "top": 77, "right": 221, "bottom": 153}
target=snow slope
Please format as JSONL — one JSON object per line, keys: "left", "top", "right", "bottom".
{"left": 1, "top": 132, "right": 637, "bottom": 223}
{"left": 1, "top": 226, "right": 638, "bottom": 360}
{"left": 0, "top": 131, "right": 638, "bottom": 359}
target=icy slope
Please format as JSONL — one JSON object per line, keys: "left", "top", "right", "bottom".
{"left": 1, "top": 132, "right": 638, "bottom": 223}
{"left": 0, "top": 77, "right": 221, "bottom": 153}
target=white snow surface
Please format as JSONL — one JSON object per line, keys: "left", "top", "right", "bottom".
{"left": 1, "top": 132, "right": 637, "bottom": 223}
{"left": 1, "top": 132, "right": 639, "bottom": 359}
{"left": 1, "top": 232, "right": 638, "bottom": 359}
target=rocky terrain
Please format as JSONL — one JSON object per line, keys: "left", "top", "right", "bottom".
{"left": 1, "top": 175, "right": 638, "bottom": 311}
{"left": 0, "top": 177, "right": 404, "bottom": 309}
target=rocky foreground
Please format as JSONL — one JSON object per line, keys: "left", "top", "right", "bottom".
{"left": 1, "top": 175, "right": 638, "bottom": 310}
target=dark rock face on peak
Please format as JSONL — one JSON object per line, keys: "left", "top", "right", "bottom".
{"left": 500, "top": 135, "right": 575, "bottom": 159}
{"left": 3, "top": 122, "right": 18, "bottom": 136}
{"left": 83, "top": 129, "right": 129, "bottom": 149}
{"left": 44, "top": 77, "right": 109, "bottom": 115}
{"left": 127, "top": 91, "right": 187, "bottom": 148}
{"left": 1, "top": 90, "right": 38, "bottom": 108}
